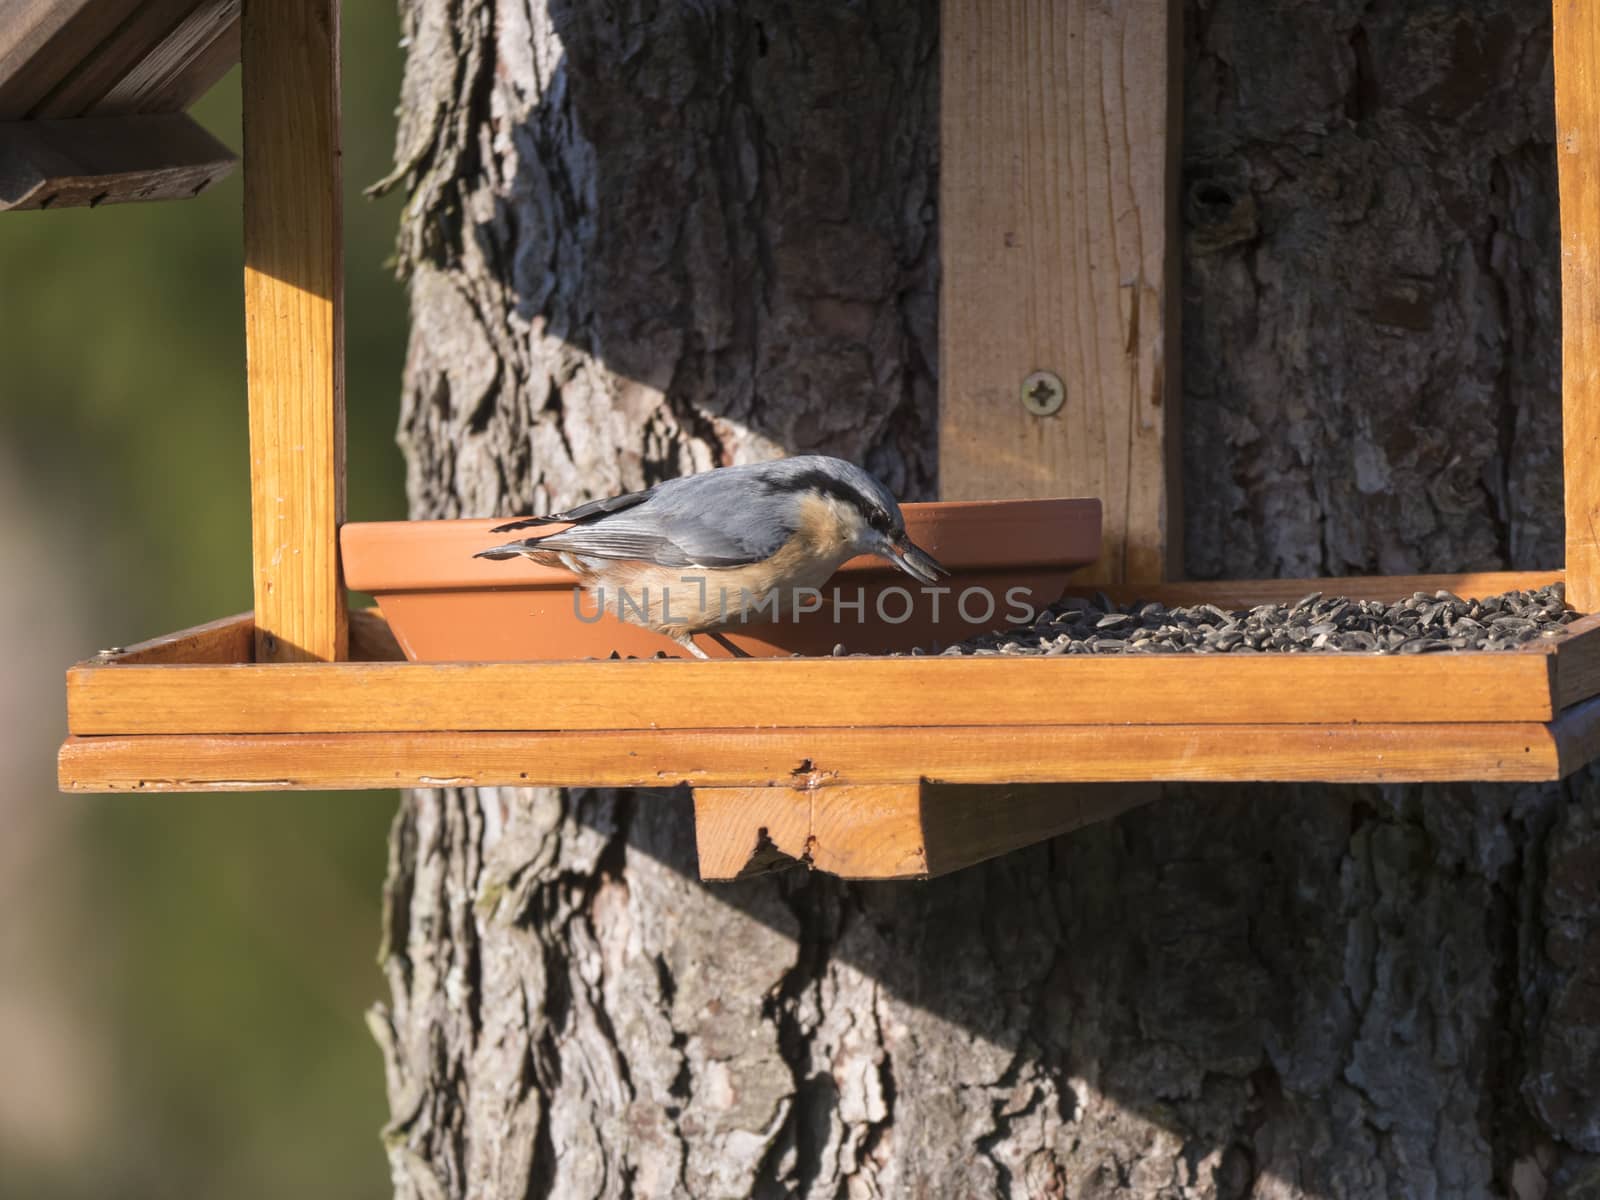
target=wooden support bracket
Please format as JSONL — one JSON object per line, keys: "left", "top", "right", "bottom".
{"left": 693, "top": 783, "right": 1155, "bottom": 881}
{"left": 0, "top": 113, "right": 234, "bottom": 210}
{"left": 242, "top": 0, "right": 346, "bottom": 662}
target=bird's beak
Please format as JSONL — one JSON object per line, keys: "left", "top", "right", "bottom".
{"left": 880, "top": 535, "right": 948, "bottom": 585}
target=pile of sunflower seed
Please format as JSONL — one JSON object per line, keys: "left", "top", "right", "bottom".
{"left": 905, "top": 583, "right": 1577, "bottom": 657}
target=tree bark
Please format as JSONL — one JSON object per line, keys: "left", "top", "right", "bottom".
{"left": 370, "top": 2, "right": 1600, "bottom": 1196}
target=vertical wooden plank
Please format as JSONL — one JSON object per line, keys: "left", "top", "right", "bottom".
{"left": 939, "top": 0, "right": 1182, "bottom": 585}
{"left": 1556, "top": 0, "right": 1600, "bottom": 613}
{"left": 242, "top": 0, "right": 346, "bottom": 662}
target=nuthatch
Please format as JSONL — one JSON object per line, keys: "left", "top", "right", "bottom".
{"left": 476, "top": 455, "right": 947, "bottom": 658}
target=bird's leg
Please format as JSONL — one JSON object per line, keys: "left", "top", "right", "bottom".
{"left": 706, "top": 631, "right": 752, "bottom": 658}
{"left": 674, "top": 634, "right": 712, "bottom": 660}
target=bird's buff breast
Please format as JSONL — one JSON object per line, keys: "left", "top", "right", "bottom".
{"left": 582, "top": 560, "right": 845, "bottom": 634}
{"left": 578, "top": 523, "right": 855, "bottom": 635}
{"left": 541, "top": 493, "right": 867, "bottom": 635}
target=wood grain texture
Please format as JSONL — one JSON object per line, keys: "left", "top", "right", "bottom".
{"left": 129, "top": 4, "right": 238, "bottom": 114}
{"left": 57, "top": 720, "right": 1566, "bottom": 793}
{"left": 0, "top": 112, "right": 234, "bottom": 210}
{"left": 31, "top": 0, "right": 210, "bottom": 117}
{"left": 939, "top": 0, "right": 1181, "bottom": 584}
{"left": 92, "top": 611, "right": 254, "bottom": 665}
{"left": 694, "top": 785, "right": 932, "bottom": 880}
{"left": 83, "top": 608, "right": 400, "bottom": 666}
{"left": 242, "top": 0, "right": 345, "bottom": 662}
{"left": 84, "top": 608, "right": 399, "bottom": 666}
{"left": 1551, "top": 611, "right": 1600, "bottom": 710}
{"left": 87, "top": 0, "right": 237, "bottom": 116}
{"left": 64, "top": 649, "right": 1563, "bottom": 736}
{"left": 1557, "top": 0, "right": 1600, "bottom": 612}
{"left": 0, "top": 0, "right": 235, "bottom": 118}
{"left": 0, "top": 0, "right": 141, "bottom": 118}
{"left": 693, "top": 782, "right": 1150, "bottom": 881}
{"left": 693, "top": 786, "right": 814, "bottom": 879}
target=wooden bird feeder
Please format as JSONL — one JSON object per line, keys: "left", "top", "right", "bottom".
{"left": 36, "top": 1, "right": 1600, "bottom": 881}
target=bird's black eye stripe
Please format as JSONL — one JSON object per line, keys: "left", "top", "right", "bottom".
{"left": 773, "top": 466, "right": 897, "bottom": 533}
{"left": 772, "top": 468, "right": 869, "bottom": 514}
{"left": 769, "top": 468, "right": 853, "bottom": 505}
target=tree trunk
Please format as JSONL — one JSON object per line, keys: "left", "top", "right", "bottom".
{"left": 369, "top": 1, "right": 1600, "bottom": 1196}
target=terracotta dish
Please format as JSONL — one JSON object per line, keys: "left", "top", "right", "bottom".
{"left": 340, "top": 498, "right": 1102, "bottom": 660}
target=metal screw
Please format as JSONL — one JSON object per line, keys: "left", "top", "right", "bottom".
{"left": 97, "top": 647, "right": 126, "bottom": 659}
{"left": 1021, "top": 370, "right": 1065, "bottom": 417}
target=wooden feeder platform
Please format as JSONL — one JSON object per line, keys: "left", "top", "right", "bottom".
{"left": 32, "top": 1, "right": 1600, "bottom": 881}
{"left": 59, "top": 571, "right": 1600, "bottom": 878}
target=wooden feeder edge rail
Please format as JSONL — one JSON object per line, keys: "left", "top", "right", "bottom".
{"left": 28, "top": 0, "right": 1600, "bottom": 882}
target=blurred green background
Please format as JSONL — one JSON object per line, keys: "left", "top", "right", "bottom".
{"left": 0, "top": 7, "right": 408, "bottom": 1197}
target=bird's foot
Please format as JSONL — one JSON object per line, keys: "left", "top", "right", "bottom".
{"left": 706, "top": 631, "right": 752, "bottom": 658}
{"left": 675, "top": 635, "right": 712, "bottom": 660}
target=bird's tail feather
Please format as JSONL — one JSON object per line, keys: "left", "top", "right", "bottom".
{"left": 474, "top": 541, "right": 525, "bottom": 560}
{"left": 490, "top": 486, "right": 656, "bottom": 533}
{"left": 475, "top": 539, "right": 560, "bottom": 563}
{"left": 489, "top": 515, "right": 561, "bottom": 533}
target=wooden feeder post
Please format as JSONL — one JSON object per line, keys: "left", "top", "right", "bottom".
{"left": 1556, "top": 0, "right": 1600, "bottom": 614}
{"left": 938, "top": 0, "right": 1181, "bottom": 585}
{"left": 241, "top": 0, "right": 346, "bottom": 663}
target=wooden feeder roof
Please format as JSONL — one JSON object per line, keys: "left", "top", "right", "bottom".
{"left": 41, "top": 0, "right": 1600, "bottom": 883}
{"left": 0, "top": 0, "right": 239, "bottom": 210}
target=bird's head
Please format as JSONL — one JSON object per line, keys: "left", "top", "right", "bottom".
{"left": 772, "top": 456, "right": 948, "bottom": 585}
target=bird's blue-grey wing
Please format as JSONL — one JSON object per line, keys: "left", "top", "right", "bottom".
{"left": 519, "top": 474, "right": 797, "bottom": 567}
{"left": 524, "top": 513, "right": 791, "bottom": 567}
